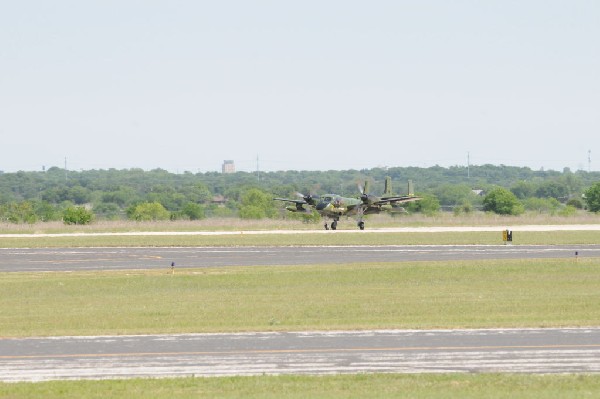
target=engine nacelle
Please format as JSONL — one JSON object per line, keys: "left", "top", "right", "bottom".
{"left": 286, "top": 205, "right": 306, "bottom": 213}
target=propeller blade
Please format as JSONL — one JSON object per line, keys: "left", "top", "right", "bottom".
{"left": 295, "top": 192, "right": 317, "bottom": 205}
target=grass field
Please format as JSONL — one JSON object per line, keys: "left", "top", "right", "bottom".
{"left": 2, "top": 259, "right": 599, "bottom": 337}
{"left": 3, "top": 373, "right": 600, "bottom": 399}
{"left": 2, "top": 211, "right": 600, "bottom": 234}
{"left": 2, "top": 230, "right": 600, "bottom": 248}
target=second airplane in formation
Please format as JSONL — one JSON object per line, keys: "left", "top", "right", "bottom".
{"left": 274, "top": 177, "right": 422, "bottom": 230}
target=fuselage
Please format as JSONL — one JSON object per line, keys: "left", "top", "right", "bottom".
{"left": 314, "top": 194, "right": 362, "bottom": 218}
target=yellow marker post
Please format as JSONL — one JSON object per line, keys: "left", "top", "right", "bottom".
{"left": 171, "top": 262, "right": 175, "bottom": 275}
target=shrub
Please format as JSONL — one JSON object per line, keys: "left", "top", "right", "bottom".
{"left": 566, "top": 198, "right": 584, "bottom": 209}
{"left": 407, "top": 194, "right": 440, "bottom": 216}
{"left": 483, "top": 187, "right": 524, "bottom": 215}
{"left": 584, "top": 183, "right": 600, "bottom": 212}
{"left": 128, "top": 202, "right": 170, "bottom": 221}
{"left": 63, "top": 206, "right": 94, "bottom": 225}
{"left": 182, "top": 202, "right": 206, "bottom": 220}
{"left": 239, "top": 188, "right": 277, "bottom": 219}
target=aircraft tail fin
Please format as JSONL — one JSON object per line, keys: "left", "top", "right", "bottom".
{"left": 408, "top": 180, "right": 414, "bottom": 196}
{"left": 363, "top": 180, "right": 370, "bottom": 195}
{"left": 384, "top": 176, "right": 393, "bottom": 196}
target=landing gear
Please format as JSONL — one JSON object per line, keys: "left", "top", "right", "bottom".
{"left": 357, "top": 206, "right": 365, "bottom": 231}
{"left": 324, "top": 219, "right": 339, "bottom": 230}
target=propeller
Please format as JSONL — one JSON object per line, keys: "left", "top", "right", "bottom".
{"left": 296, "top": 192, "right": 317, "bottom": 205}
{"left": 358, "top": 184, "right": 375, "bottom": 205}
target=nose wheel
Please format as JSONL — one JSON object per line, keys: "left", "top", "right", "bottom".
{"left": 358, "top": 221, "right": 365, "bottom": 230}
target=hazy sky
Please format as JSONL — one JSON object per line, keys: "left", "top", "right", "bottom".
{"left": 1, "top": 1, "right": 599, "bottom": 173}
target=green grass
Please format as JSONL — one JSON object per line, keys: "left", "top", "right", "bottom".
{"left": 2, "top": 258, "right": 600, "bottom": 337}
{"left": 2, "top": 212, "right": 600, "bottom": 234}
{"left": 2, "top": 373, "right": 600, "bottom": 399}
{"left": 2, "top": 230, "right": 600, "bottom": 247}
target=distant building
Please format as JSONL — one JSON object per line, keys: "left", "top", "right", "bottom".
{"left": 212, "top": 195, "right": 227, "bottom": 205}
{"left": 222, "top": 160, "right": 235, "bottom": 174}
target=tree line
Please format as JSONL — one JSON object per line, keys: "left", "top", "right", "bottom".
{"left": 1, "top": 165, "right": 600, "bottom": 224}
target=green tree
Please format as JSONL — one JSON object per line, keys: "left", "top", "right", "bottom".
{"left": 67, "top": 185, "right": 92, "bottom": 204}
{"left": 181, "top": 183, "right": 212, "bottom": 203}
{"left": 207, "top": 203, "right": 235, "bottom": 218}
{"left": 483, "top": 187, "right": 524, "bottom": 215}
{"left": 584, "top": 182, "right": 600, "bottom": 212}
{"left": 453, "top": 201, "right": 474, "bottom": 216}
{"left": 34, "top": 200, "right": 61, "bottom": 221}
{"left": 93, "top": 203, "right": 122, "bottom": 220}
{"left": 511, "top": 181, "right": 535, "bottom": 199}
{"left": 128, "top": 202, "right": 171, "bottom": 221}
{"left": 239, "top": 188, "right": 277, "bottom": 219}
{"left": 433, "top": 184, "right": 473, "bottom": 206}
{"left": 566, "top": 197, "right": 584, "bottom": 209}
{"left": 63, "top": 206, "right": 94, "bottom": 225}
{"left": 558, "top": 205, "right": 578, "bottom": 217}
{"left": 182, "top": 202, "right": 206, "bottom": 220}
{"left": 523, "top": 197, "right": 561, "bottom": 214}
{"left": 406, "top": 194, "right": 440, "bottom": 216}
{"left": 535, "top": 181, "right": 568, "bottom": 200}
{"left": 101, "top": 186, "right": 138, "bottom": 207}
{"left": 5, "top": 201, "right": 38, "bottom": 224}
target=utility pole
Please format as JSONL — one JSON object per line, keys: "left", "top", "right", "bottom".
{"left": 64, "top": 157, "right": 68, "bottom": 181}
{"left": 467, "top": 152, "right": 470, "bottom": 179}
{"left": 589, "top": 150, "right": 592, "bottom": 172}
{"left": 256, "top": 155, "right": 260, "bottom": 183}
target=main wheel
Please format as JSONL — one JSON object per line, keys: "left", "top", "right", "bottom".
{"left": 331, "top": 220, "right": 338, "bottom": 230}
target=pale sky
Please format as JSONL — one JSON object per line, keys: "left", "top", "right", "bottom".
{"left": 1, "top": 1, "right": 599, "bottom": 173}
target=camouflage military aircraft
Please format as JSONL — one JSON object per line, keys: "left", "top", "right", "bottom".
{"left": 274, "top": 177, "right": 422, "bottom": 230}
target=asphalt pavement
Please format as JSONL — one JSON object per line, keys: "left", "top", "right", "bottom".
{"left": 2, "top": 245, "right": 599, "bottom": 272}
{"left": 2, "top": 328, "right": 600, "bottom": 381}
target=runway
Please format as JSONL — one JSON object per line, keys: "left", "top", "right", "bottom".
{"left": 2, "top": 245, "right": 600, "bottom": 272}
{"left": 2, "top": 328, "right": 600, "bottom": 381}
{"left": 3, "top": 237, "right": 600, "bottom": 381}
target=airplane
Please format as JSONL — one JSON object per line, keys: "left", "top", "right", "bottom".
{"left": 274, "top": 177, "right": 422, "bottom": 230}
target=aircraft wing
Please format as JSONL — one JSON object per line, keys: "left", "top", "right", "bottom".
{"left": 375, "top": 195, "right": 422, "bottom": 205}
{"left": 273, "top": 197, "right": 312, "bottom": 213}
{"left": 273, "top": 198, "right": 308, "bottom": 205}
